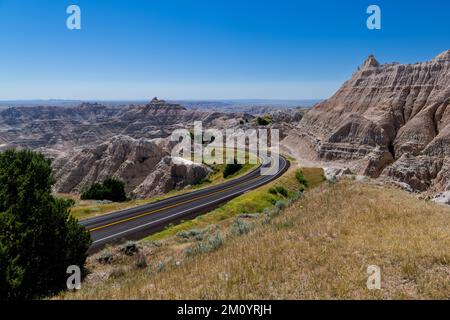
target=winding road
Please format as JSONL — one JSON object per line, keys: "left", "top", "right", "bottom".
{"left": 81, "top": 154, "right": 289, "bottom": 253}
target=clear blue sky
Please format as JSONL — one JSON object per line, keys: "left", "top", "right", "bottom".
{"left": 0, "top": 0, "right": 448, "bottom": 100}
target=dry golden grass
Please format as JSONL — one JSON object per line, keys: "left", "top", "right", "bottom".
{"left": 144, "top": 166, "right": 322, "bottom": 241}
{"left": 60, "top": 178, "right": 450, "bottom": 300}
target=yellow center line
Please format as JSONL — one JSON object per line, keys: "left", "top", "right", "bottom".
{"left": 88, "top": 174, "right": 264, "bottom": 232}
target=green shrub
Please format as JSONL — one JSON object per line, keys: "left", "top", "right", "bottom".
{"left": 186, "top": 232, "right": 224, "bottom": 256}
{"left": 269, "top": 198, "right": 277, "bottom": 205}
{"left": 176, "top": 229, "right": 204, "bottom": 241}
{"left": 289, "top": 191, "right": 303, "bottom": 202}
{"left": 81, "top": 177, "right": 127, "bottom": 202}
{"left": 275, "top": 186, "right": 288, "bottom": 197}
{"left": 119, "top": 241, "right": 139, "bottom": 256}
{"left": 295, "top": 169, "right": 308, "bottom": 187}
{"left": 0, "top": 149, "right": 91, "bottom": 299}
{"left": 263, "top": 206, "right": 281, "bottom": 218}
{"left": 204, "top": 232, "right": 224, "bottom": 251}
{"left": 275, "top": 200, "right": 286, "bottom": 210}
{"left": 98, "top": 251, "right": 114, "bottom": 264}
{"left": 156, "top": 261, "right": 166, "bottom": 273}
{"left": 256, "top": 115, "right": 272, "bottom": 126}
{"left": 223, "top": 159, "right": 243, "bottom": 178}
{"left": 230, "top": 218, "right": 254, "bottom": 236}
{"left": 269, "top": 186, "right": 288, "bottom": 197}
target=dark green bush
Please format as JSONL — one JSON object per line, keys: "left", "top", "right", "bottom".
{"left": 275, "top": 186, "right": 289, "bottom": 197}
{"left": 295, "top": 169, "right": 308, "bottom": 187}
{"left": 223, "top": 159, "right": 243, "bottom": 178}
{"left": 256, "top": 116, "right": 271, "bottom": 126}
{"left": 0, "top": 149, "right": 91, "bottom": 300}
{"left": 81, "top": 177, "right": 127, "bottom": 202}
{"left": 269, "top": 186, "right": 288, "bottom": 197}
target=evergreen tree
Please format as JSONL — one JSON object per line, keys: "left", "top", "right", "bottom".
{"left": 0, "top": 149, "right": 91, "bottom": 299}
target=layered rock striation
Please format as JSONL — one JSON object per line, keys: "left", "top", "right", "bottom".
{"left": 52, "top": 135, "right": 211, "bottom": 198}
{"left": 290, "top": 50, "right": 450, "bottom": 192}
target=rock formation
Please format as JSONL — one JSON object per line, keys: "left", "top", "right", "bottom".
{"left": 131, "top": 156, "right": 212, "bottom": 198}
{"left": 0, "top": 98, "right": 249, "bottom": 198}
{"left": 52, "top": 135, "right": 211, "bottom": 198}
{"left": 0, "top": 98, "right": 253, "bottom": 150}
{"left": 288, "top": 50, "right": 450, "bottom": 193}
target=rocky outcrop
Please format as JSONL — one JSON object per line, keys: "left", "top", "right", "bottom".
{"left": 0, "top": 98, "right": 287, "bottom": 199}
{"left": 52, "top": 135, "right": 211, "bottom": 198}
{"left": 270, "top": 108, "right": 307, "bottom": 123}
{"left": 0, "top": 97, "right": 300, "bottom": 199}
{"left": 131, "top": 156, "right": 212, "bottom": 198}
{"left": 0, "top": 98, "right": 252, "bottom": 150}
{"left": 52, "top": 135, "right": 168, "bottom": 194}
{"left": 290, "top": 50, "right": 450, "bottom": 192}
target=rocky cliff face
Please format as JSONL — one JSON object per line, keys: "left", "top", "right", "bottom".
{"left": 52, "top": 135, "right": 211, "bottom": 198}
{"left": 289, "top": 50, "right": 450, "bottom": 192}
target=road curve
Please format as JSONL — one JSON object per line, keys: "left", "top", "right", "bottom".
{"left": 81, "top": 154, "right": 289, "bottom": 253}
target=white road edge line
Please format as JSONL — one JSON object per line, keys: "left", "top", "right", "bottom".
{"left": 92, "top": 158, "right": 286, "bottom": 244}
{"left": 83, "top": 153, "right": 267, "bottom": 225}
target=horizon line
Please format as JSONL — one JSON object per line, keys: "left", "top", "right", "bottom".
{"left": 0, "top": 98, "right": 325, "bottom": 103}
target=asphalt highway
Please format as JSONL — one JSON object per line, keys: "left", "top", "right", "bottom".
{"left": 81, "top": 154, "right": 289, "bottom": 253}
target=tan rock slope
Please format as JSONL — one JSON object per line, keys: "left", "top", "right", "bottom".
{"left": 52, "top": 135, "right": 211, "bottom": 198}
{"left": 289, "top": 50, "right": 450, "bottom": 192}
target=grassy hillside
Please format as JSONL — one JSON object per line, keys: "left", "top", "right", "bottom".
{"left": 59, "top": 176, "right": 450, "bottom": 300}
{"left": 144, "top": 166, "right": 323, "bottom": 241}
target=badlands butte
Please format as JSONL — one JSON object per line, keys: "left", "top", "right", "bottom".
{"left": 1, "top": 50, "right": 450, "bottom": 200}
{"left": 284, "top": 49, "right": 450, "bottom": 197}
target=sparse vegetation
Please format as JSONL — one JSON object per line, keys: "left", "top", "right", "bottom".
{"left": 119, "top": 241, "right": 139, "bottom": 256}
{"left": 185, "top": 232, "right": 224, "bottom": 256}
{"left": 295, "top": 169, "right": 308, "bottom": 187}
{"left": 60, "top": 178, "right": 450, "bottom": 300}
{"left": 68, "top": 150, "right": 258, "bottom": 220}
{"left": 229, "top": 218, "right": 254, "bottom": 236}
{"left": 275, "top": 199, "right": 286, "bottom": 210}
{"left": 81, "top": 177, "right": 127, "bottom": 202}
{"left": 97, "top": 250, "right": 114, "bottom": 265}
{"left": 268, "top": 186, "right": 288, "bottom": 196}
{"left": 275, "top": 186, "right": 289, "bottom": 197}
{"left": 145, "top": 166, "right": 322, "bottom": 241}
{"left": 176, "top": 228, "right": 206, "bottom": 242}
